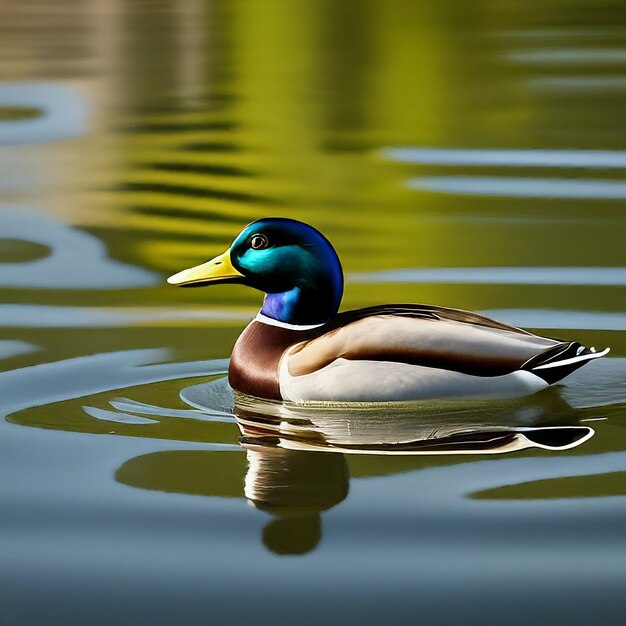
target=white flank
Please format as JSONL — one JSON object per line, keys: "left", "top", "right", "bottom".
{"left": 279, "top": 356, "right": 548, "bottom": 403}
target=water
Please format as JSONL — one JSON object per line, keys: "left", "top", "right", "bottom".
{"left": 1, "top": 1, "right": 625, "bottom": 624}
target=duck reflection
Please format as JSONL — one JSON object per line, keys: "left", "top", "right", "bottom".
{"left": 231, "top": 382, "right": 594, "bottom": 456}
{"left": 115, "top": 377, "right": 595, "bottom": 555}
{"left": 114, "top": 444, "right": 345, "bottom": 554}
{"left": 243, "top": 445, "right": 348, "bottom": 554}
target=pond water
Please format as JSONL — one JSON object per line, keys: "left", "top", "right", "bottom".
{"left": 1, "top": 1, "right": 625, "bottom": 624}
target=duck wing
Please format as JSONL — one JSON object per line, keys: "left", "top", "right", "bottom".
{"left": 287, "top": 304, "right": 607, "bottom": 383}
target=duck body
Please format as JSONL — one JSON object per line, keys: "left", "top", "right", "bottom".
{"left": 168, "top": 218, "right": 609, "bottom": 403}
{"left": 229, "top": 305, "right": 607, "bottom": 403}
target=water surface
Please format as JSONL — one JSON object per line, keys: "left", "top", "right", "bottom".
{"left": 0, "top": 1, "right": 625, "bottom": 624}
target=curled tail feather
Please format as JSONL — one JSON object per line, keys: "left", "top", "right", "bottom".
{"left": 523, "top": 342, "right": 610, "bottom": 385}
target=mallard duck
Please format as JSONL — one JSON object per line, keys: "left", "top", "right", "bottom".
{"left": 168, "top": 218, "right": 609, "bottom": 403}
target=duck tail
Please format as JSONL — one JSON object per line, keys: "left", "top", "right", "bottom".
{"left": 522, "top": 342, "right": 610, "bottom": 385}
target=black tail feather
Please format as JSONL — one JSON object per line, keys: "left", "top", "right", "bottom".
{"left": 523, "top": 342, "right": 609, "bottom": 385}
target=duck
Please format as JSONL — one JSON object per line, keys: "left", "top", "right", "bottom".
{"left": 168, "top": 218, "right": 609, "bottom": 403}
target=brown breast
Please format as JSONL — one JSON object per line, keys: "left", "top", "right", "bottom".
{"left": 228, "top": 321, "right": 320, "bottom": 400}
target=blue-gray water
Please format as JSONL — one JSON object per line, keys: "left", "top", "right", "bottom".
{"left": 0, "top": 1, "right": 625, "bottom": 624}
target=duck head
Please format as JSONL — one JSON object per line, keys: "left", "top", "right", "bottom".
{"left": 168, "top": 218, "right": 344, "bottom": 326}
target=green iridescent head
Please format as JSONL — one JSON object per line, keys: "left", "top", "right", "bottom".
{"left": 168, "top": 218, "right": 344, "bottom": 325}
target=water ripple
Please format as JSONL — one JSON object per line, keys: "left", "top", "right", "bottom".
{"left": 480, "top": 309, "right": 626, "bottom": 331}
{"left": 350, "top": 266, "right": 626, "bottom": 286}
{"left": 384, "top": 147, "right": 626, "bottom": 168}
{"left": 0, "top": 339, "right": 37, "bottom": 359}
{"left": 0, "top": 211, "right": 156, "bottom": 289}
{"left": 408, "top": 176, "right": 626, "bottom": 199}
{"left": 82, "top": 405, "right": 159, "bottom": 426}
{"left": 0, "top": 82, "right": 85, "bottom": 145}
{"left": 508, "top": 48, "right": 626, "bottom": 65}
{"left": 0, "top": 348, "right": 228, "bottom": 419}
{"left": 0, "top": 304, "right": 253, "bottom": 327}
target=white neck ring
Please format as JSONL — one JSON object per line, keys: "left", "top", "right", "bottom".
{"left": 254, "top": 312, "right": 326, "bottom": 331}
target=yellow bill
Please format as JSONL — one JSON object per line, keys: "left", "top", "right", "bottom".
{"left": 167, "top": 249, "right": 243, "bottom": 286}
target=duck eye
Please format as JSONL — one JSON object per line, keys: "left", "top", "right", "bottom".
{"left": 250, "top": 234, "right": 269, "bottom": 250}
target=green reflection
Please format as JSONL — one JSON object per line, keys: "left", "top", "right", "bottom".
{"left": 0, "top": 107, "right": 41, "bottom": 121}
{"left": 0, "top": 239, "right": 49, "bottom": 264}
{"left": 474, "top": 470, "right": 626, "bottom": 500}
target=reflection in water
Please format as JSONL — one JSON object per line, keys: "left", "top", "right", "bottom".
{"left": 235, "top": 384, "right": 594, "bottom": 552}
{"left": 232, "top": 384, "right": 594, "bottom": 456}
{"left": 115, "top": 446, "right": 346, "bottom": 555}
{"left": 244, "top": 446, "right": 348, "bottom": 554}
{"left": 115, "top": 374, "right": 598, "bottom": 555}
{"left": 6, "top": 346, "right": 622, "bottom": 557}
